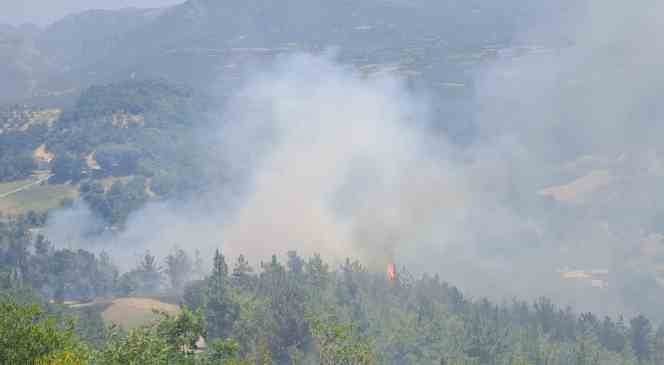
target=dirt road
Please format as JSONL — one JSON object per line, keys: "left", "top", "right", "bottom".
{"left": 0, "top": 174, "right": 53, "bottom": 199}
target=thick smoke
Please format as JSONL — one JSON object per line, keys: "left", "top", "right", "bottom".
{"left": 44, "top": 0, "right": 664, "bottom": 318}
{"left": 216, "top": 54, "right": 465, "bottom": 269}
{"left": 45, "top": 53, "right": 467, "bottom": 273}
{"left": 455, "top": 0, "right": 664, "bottom": 314}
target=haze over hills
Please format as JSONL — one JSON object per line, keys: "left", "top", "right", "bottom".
{"left": 1, "top": 0, "right": 664, "bottom": 329}
{"left": 4, "top": 0, "right": 664, "bottom": 363}
{"left": 0, "top": 0, "right": 183, "bottom": 26}
{"left": 0, "top": 0, "right": 570, "bottom": 105}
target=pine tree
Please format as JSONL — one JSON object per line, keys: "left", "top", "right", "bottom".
{"left": 164, "top": 248, "right": 192, "bottom": 292}
{"left": 29, "top": 235, "right": 52, "bottom": 292}
{"left": 654, "top": 324, "right": 664, "bottom": 365}
{"left": 192, "top": 249, "right": 206, "bottom": 280}
{"left": 305, "top": 253, "right": 329, "bottom": 290}
{"left": 206, "top": 249, "right": 238, "bottom": 340}
{"left": 231, "top": 254, "right": 254, "bottom": 289}
{"left": 630, "top": 315, "right": 652, "bottom": 363}
{"left": 94, "top": 251, "right": 118, "bottom": 298}
{"left": 137, "top": 251, "right": 162, "bottom": 294}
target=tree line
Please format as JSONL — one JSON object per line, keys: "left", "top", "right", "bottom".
{"left": 1, "top": 216, "right": 664, "bottom": 364}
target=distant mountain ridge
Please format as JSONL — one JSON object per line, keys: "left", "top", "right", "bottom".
{"left": 36, "top": 7, "right": 166, "bottom": 70}
{"left": 0, "top": 0, "right": 568, "bottom": 105}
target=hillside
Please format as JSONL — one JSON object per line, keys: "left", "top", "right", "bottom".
{"left": 1, "top": 231, "right": 663, "bottom": 363}
{"left": 36, "top": 7, "right": 165, "bottom": 70}
{"left": 1, "top": 0, "right": 663, "bottom": 336}
{"left": 0, "top": 0, "right": 569, "bottom": 105}
{"left": 0, "top": 24, "right": 51, "bottom": 102}
{"left": 0, "top": 0, "right": 576, "bottom": 149}
{"left": 3, "top": 1, "right": 664, "bottom": 363}
{"left": 0, "top": 78, "right": 211, "bottom": 223}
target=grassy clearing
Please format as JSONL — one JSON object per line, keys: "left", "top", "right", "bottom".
{"left": 0, "top": 179, "right": 34, "bottom": 195}
{"left": 0, "top": 183, "right": 78, "bottom": 215}
{"left": 101, "top": 297, "right": 180, "bottom": 330}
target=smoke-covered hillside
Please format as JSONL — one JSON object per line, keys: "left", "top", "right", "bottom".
{"left": 2, "top": 2, "right": 664, "bottom": 360}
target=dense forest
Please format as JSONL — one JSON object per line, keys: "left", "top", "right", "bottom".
{"left": 1, "top": 215, "right": 663, "bottom": 364}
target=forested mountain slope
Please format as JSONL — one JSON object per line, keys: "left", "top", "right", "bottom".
{"left": 2, "top": 0, "right": 664, "bottom": 352}
{"left": 1, "top": 216, "right": 663, "bottom": 364}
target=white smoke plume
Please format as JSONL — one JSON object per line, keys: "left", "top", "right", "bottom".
{"left": 217, "top": 54, "right": 466, "bottom": 268}
{"left": 43, "top": 0, "right": 664, "bottom": 318}
{"left": 44, "top": 53, "right": 468, "bottom": 273}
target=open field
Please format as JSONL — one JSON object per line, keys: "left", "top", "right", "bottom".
{"left": 100, "top": 297, "right": 180, "bottom": 330}
{"left": 0, "top": 182, "right": 78, "bottom": 215}
{"left": 0, "top": 179, "right": 34, "bottom": 195}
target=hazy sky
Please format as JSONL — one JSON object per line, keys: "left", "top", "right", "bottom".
{"left": 0, "top": 0, "right": 183, "bottom": 26}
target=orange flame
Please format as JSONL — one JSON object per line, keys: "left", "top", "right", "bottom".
{"left": 387, "top": 263, "right": 397, "bottom": 282}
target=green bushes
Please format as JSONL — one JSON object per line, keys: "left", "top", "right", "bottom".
{"left": 0, "top": 298, "right": 90, "bottom": 364}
